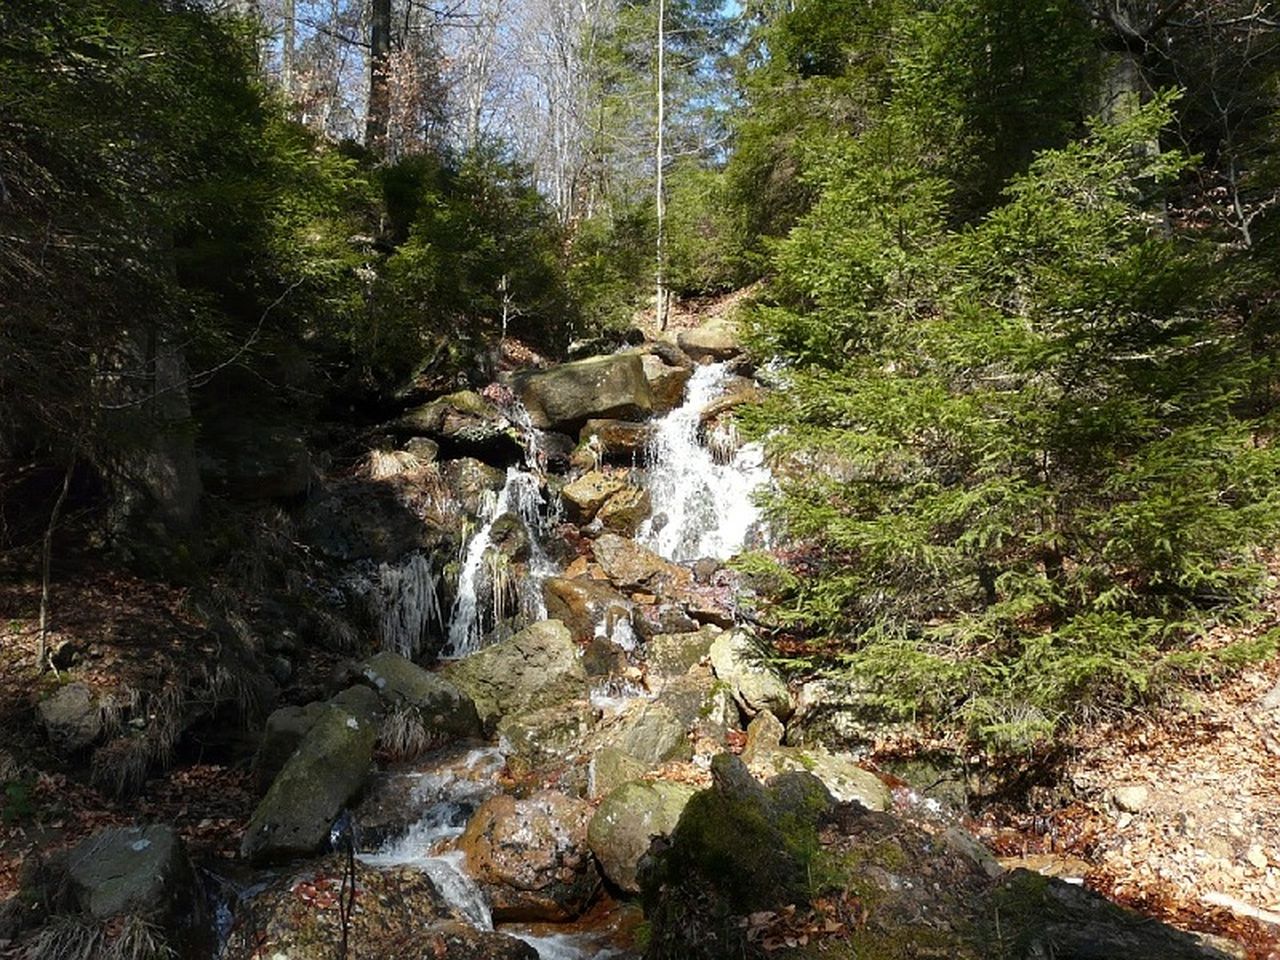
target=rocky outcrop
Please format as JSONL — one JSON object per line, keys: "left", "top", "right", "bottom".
{"left": 223, "top": 857, "right": 537, "bottom": 960}
{"left": 560, "top": 471, "right": 625, "bottom": 523}
{"left": 513, "top": 355, "right": 654, "bottom": 433}
{"left": 495, "top": 701, "right": 599, "bottom": 780}
{"left": 588, "top": 780, "right": 697, "bottom": 893}
{"left": 593, "top": 533, "right": 691, "bottom": 594}
{"left": 646, "top": 626, "right": 721, "bottom": 678}
{"left": 358, "top": 651, "right": 482, "bottom": 742}
{"left": 441, "top": 620, "right": 588, "bottom": 729}
{"left": 741, "top": 711, "right": 890, "bottom": 810}
{"left": 640, "top": 353, "right": 693, "bottom": 413}
{"left": 588, "top": 700, "right": 690, "bottom": 767}
{"left": 458, "top": 791, "right": 601, "bottom": 922}
{"left": 240, "top": 687, "right": 381, "bottom": 864}
{"left": 677, "top": 314, "right": 743, "bottom": 362}
{"left": 709, "top": 629, "right": 793, "bottom": 719}
{"left": 392, "top": 390, "right": 522, "bottom": 464}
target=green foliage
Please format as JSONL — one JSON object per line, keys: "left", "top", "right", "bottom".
{"left": 746, "top": 94, "right": 1280, "bottom": 752}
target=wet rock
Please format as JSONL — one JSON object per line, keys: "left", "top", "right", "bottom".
{"left": 513, "top": 354, "right": 655, "bottom": 433}
{"left": 441, "top": 457, "right": 507, "bottom": 518}
{"left": 641, "top": 353, "right": 693, "bottom": 414}
{"left": 698, "top": 378, "right": 764, "bottom": 428}
{"left": 592, "top": 533, "right": 691, "bottom": 593}
{"left": 241, "top": 692, "right": 379, "bottom": 864}
{"left": 358, "top": 652, "right": 482, "bottom": 741}
{"left": 646, "top": 626, "right": 721, "bottom": 677}
{"left": 487, "top": 512, "right": 530, "bottom": 563}
{"left": 251, "top": 701, "right": 326, "bottom": 791}
{"left": 654, "top": 670, "right": 741, "bottom": 743}
{"left": 596, "top": 487, "right": 652, "bottom": 537}
{"left": 495, "top": 701, "right": 599, "bottom": 780}
{"left": 543, "top": 577, "right": 631, "bottom": 643}
{"left": 632, "top": 603, "right": 699, "bottom": 641}
{"left": 587, "top": 747, "right": 648, "bottom": 799}
{"left": 588, "top": 780, "right": 697, "bottom": 893}
{"left": 580, "top": 419, "right": 654, "bottom": 462}
{"left": 224, "top": 856, "right": 537, "bottom": 960}
{"left": 560, "top": 470, "right": 625, "bottom": 523}
{"left": 37, "top": 683, "right": 102, "bottom": 753}
{"left": 709, "top": 630, "right": 792, "bottom": 719}
{"left": 458, "top": 791, "right": 601, "bottom": 922}
{"left": 677, "top": 315, "right": 743, "bottom": 362}
{"left": 589, "top": 700, "right": 690, "bottom": 767}
{"left": 583, "top": 636, "right": 630, "bottom": 677}
{"left": 441, "top": 620, "right": 588, "bottom": 730}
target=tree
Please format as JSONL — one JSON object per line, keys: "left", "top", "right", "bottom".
{"left": 368, "top": 0, "right": 392, "bottom": 154}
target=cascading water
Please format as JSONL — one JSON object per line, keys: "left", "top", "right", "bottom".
{"left": 638, "top": 362, "right": 771, "bottom": 563}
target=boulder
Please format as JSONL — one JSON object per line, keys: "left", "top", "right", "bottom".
{"left": 588, "top": 780, "right": 697, "bottom": 893}
{"left": 252, "top": 701, "right": 326, "bottom": 791}
{"left": 709, "top": 630, "right": 792, "bottom": 719}
{"left": 393, "top": 390, "right": 522, "bottom": 464}
{"left": 404, "top": 436, "right": 440, "bottom": 463}
{"left": 441, "top": 620, "right": 588, "bottom": 729}
{"left": 646, "top": 626, "right": 721, "bottom": 678}
{"left": 587, "top": 747, "right": 648, "bottom": 800}
{"left": 592, "top": 533, "right": 691, "bottom": 593}
{"left": 741, "top": 712, "right": 891, "bottom": 811}
{"left": 440, "top": 458, "right": 507, "bottom": 519}
{"left": 632, "top": 603, "right": 699, "bottom": 641}
{"left": 301, "top": 479, "right": 457, "bottom": 563}
{"left": 579, "top": 419, "right": 654, "bottom": 462}
{"left": 487, "top": 513, "right": 530, "bottom": 563}
{"left": 65, "top": 825, "right": 203, "bottom": 928}
{"left": 37, "top": 683, "right": 102, "bottom": 753}
{"left": 589, "top": 700, "right": 689, "bottom": 767}
{"left": 223, "top": 857, "right": 537, "bottom": 960}
{"left": 641, "top": 354, "right": 693, "bottom": 413}
{"left": 495, "top": 701, "right": 599, "bottom": 780}
{"left": 458, "top": 791, "right": 601, "bottom": 922}
{"left": 240, "top": 690, "right": 380, "bottom": 864}
{"left": 677, "top": 314, "right": 743, "bottom": 362}
{"left": 359, "top": 652, "right": 482, "bottom": 741}
{"left": 560, "top": 471, "right": 625, "bottom": 523}
{"left": 512, "top": 355, "right": 654, "bottom": 433}
{"left": 582, "top": 636, "right": 630, "bottom": 677}
{"left": 596, "top": 488, "right": 652, "bottom": 537}
{"left": 543, "top": 577, "right": 631, "bottom": 644}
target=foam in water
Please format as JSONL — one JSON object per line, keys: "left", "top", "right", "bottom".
{"left": 639, "top": 362, "right": 771, "bottom": 563}
{"left": 512, "top": 932, "right": 625, "bottom": 960}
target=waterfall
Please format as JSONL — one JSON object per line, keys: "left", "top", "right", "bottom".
{"left": 638, "top": 362, "right": 770, "bottom": 563}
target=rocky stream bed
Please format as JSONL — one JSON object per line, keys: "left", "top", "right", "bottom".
{"left": 1, "top": 317, "right": 1262, "bottom": 959}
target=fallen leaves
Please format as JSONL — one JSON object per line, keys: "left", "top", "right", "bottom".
{"left": 740, "top": 894, "right": 868, "bottom": 952}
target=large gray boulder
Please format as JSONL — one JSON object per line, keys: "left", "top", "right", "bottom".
{"left": 587, "top": 700, "right": 690, "bottom": 767}
{"left": 37, "top": 683, "right": 102, "bottom": 753}
{"left": 640, "top": 353, "right": 693, "bottom": 413}
{"left": 251, "top": 701, "right": 327, "bottom": 791}
{"left": 512, "top": 355, "right": 654, "bottom": 433}
{"left": 359, "top": 651, "right": 482, "bottom": 741}
{"left": 240, "top": 688, "right": 381, "bottom": 864}
{"left": 392, "top": 390, "right": 522, "bottom": 463}
{"left": 677, "top": 315, "right": 743, "bottom": 362}
{"left": 588, "top": 780, "right": 697, "bottom": 893}
{"left": 458, "top": 791, "right": 601, "bottom": 922}
{"left": 441, "top": 620, "right": 588, "bottom": 729}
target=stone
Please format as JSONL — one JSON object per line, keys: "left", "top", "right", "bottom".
{"left": 543, "top": 577, "right": 631, "bottom": 643}
{"left": 592, "top": 533, "right": 690, "bottom": 593}
{"left": 512, "top": 354, "right": 655, "bottom": 433}
{"left": 641, "top": 353, "right": 693, "bottom": 413}
{"left": 392, "top": 390, "right": 522, "bottom": 463}
{"left": 223, "top": 857, "right": 537, "bottom": 960}
{"left": 646, "top": 626, "right": 722, "bottom": 677}
{"left": 587, "top": 747, "right": 648, "bottom": 799}
{"left": 251, "top": 701, "right": 326, "bottom": 791}
{"left": 677, "top": 315, "right": 743, "bottom": 362}
{"left": 579, "top": 419, "right": 654, "bottom": 462}
{"left": 495, "top": 702, "right": 598, "bottom": 780}
{"left": 741, "top": 709, "right": 785, "bottom": 764}
{"left": 709, "top": 630, "right": 793, "bottom": 719}
{"left": 441, "top": 457, "right": 507, "bottom": 519}
{"left": 198, "top": 420, "right": 312, "bottom": 501}
{"left": 1112, "top": 783, "right": 1150, "bottom": 814}
{"left": 596, "top": 487, "right": 652, "bottom": 537}
{"left": 240, "top": 695, "right": 379, "bottom": 864}
{"left": 582, "top": 636, "right": 629, "bottom": 677}
{"left": 441, "top": 620, "right": 588, "bottom": 729}
{"left": 632, "top": 603, "right": 699, "bottom": 641}
{"left": 754, "top": 745, "right": 891, "bottom": 811}
{"left": 458, "top": 791, "right": 601, "bottom": 922}
{"left": 588, "top": 780, "right": 697, "bottom": 893}
{"left": 560, "top": 471, "right": 625, "bottom": 523}
{"left": 359, "top": 652, "right": 482, "bottom": 741}
{"left": 487, "top": 513, "right": 530, "bottom": 563}
{"left": 37, "top": 683, "right": 101, "bottom": 753}
{"left": 589, "top": 700, "right": 690, "bottom": 767}
{"left": 404, "top": 436, "right": 440, "bottom": 463}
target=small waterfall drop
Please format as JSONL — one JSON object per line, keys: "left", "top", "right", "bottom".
{"left": 639, "top": 362, "right": 770, "bottom": 563}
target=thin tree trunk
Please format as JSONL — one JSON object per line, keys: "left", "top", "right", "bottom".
{"left": 367, "top": 0, "right": 392, "bottom": 156}
{"left": 282, "top": 0, "right": 296, "bottom": 103}
{"left": 37, "top": 448, "right": 76, "bottom": 672}
{"left": 655, "top": 0, "right": 667, "bottom": 330}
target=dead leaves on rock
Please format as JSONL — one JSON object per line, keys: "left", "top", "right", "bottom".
{"left": 740, "top": 894, "right": 868, "bottom": 953}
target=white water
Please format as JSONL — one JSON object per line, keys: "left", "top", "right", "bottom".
{"left": 513, "top": 932, "right": 625, "bottom": 960}
{"left": 445, "top": 467, "right": 550, "bottom": 657}
{"left": 638, "top": 362, "right": 770, "bottom": 563}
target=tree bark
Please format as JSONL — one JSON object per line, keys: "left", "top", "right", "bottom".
{"left": 367, "top": 0, "right": 392, "bottom": 156}
{"left": 282, "top": 0, "right": 295, "bottom": 103}
{"left": 655, "top": 0, "right": 668, "bottom": 330}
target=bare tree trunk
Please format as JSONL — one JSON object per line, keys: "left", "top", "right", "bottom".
{"left": 367, "top": 0, "right": 392, "bottom": 156}
{"left": 655, "top": 0, "right": 667, "bottom": 330}
{"left": 282, "top": 0, "right": 296, "bottom": 104}
{"left": 37, "top": 448, "right": 76, "bottom": 672}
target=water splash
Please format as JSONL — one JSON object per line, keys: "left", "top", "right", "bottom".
{"left": 638, "top": 362, "right": 770, "bottom": 563}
